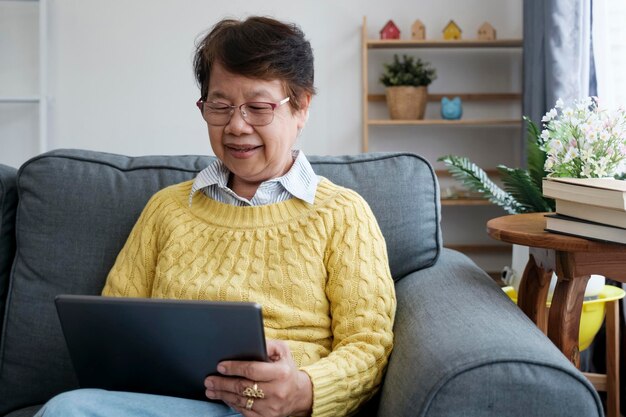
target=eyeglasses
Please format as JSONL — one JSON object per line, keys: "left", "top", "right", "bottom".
{"left": 196, "top": 97, "right": 290, "bottom": 126}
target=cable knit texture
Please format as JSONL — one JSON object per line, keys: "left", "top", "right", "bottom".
{"left": 102, "top": 178, "right": 396, "bottom": 417}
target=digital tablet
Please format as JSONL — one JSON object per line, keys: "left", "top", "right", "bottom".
{"left": 55, "top": 294, "right": 267, "bottom": 400}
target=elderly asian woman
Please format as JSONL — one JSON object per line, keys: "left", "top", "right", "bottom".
{"left": 35, "top": 16, "right": 396, "bottom": 417}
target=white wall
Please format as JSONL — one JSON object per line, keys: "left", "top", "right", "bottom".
{"left": 1, "top": 0, "right": 523, "bottom": 274}
{"left": 1, "top": 0, "right": 522, "bottom": 166}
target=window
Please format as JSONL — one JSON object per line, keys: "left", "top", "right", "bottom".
{"left": 603, "top": 0, "right": 626, "bottom": 106}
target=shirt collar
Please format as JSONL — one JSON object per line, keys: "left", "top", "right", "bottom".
{"left": 189, "top": 150, "right": 319, "bottom": 206}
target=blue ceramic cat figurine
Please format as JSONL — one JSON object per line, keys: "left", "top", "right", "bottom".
{"left": 441, "top": 96, "right": 462, "bottom": 120}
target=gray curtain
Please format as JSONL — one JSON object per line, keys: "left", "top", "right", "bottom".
{"left": 522, "top": 0, "right": 596, "bottom": 164}
{"left": 523, "top": 0, "right": 607, "bottom": 384}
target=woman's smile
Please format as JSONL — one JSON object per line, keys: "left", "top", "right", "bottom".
{"left": 225, "top": 144, "right": 263, "bottom": 159}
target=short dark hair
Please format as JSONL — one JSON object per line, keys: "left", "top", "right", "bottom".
{"left": 194, "top": 16, "right": 316, "bottom": 111}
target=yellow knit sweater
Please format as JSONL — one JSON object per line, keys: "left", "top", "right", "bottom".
{"left": 102, "top": 178, "right": 396, "bottom": 417}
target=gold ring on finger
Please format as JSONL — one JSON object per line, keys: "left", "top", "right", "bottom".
{"left": 243, "top": 383, "right": 265, "bottom": 399}
{"left": 245, "top": 398, "right": 254, "bottom": 410}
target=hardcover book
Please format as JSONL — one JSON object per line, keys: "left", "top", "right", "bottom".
{"left": 544, "top": 213, "right": 626, "bottom": 245}
{"left": 556, "top": 199, "right": 626, "bottom": 229}
{"left": 542, "top": 178, "right": 626, "bottom": 210}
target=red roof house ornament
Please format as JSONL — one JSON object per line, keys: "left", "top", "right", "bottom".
{"left": 380, "top": 20, "right": 401, "bottom": 40}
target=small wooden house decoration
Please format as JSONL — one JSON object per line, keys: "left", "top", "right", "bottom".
{"left": 442, "top": 20, "right": 462, "bottom": 40}
{"left": 477, "top": 22, "right": 496, "bottom": 40}
{"left": 380, "top": 20, "right": 401, "bottom": 40}
{"left": 411, "top": 20, "right": 426, "bottom": 40}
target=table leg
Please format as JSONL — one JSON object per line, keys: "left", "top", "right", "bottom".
{"left": 518, "top": 253, "right": 553, "bottom": 334}
{"left": 547, "top": 263, "right": 590, "bottom": 367}
{"left": 606, "top": 300, "right": 620, "bottom": 417}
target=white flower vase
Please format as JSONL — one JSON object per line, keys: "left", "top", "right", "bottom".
{"left": 506, "top": 244, "right": 605, "bottom": 301}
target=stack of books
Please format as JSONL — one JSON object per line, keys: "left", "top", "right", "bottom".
{"left": 542, "top": 177, "right": 626, "bottom": 245}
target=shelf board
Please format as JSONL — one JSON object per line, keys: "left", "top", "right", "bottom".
{"left": 441, "top": 198, "right": 492, "bottom": 206}
{"left": 367, "top": 39, "right": 523, "bottom": 49}
{"left": 368, "top": 93, "right": 522, "bottom": 102}
{"left": 445, "top": 244, "right": 512, "bottom": 253}
{"left": 368, "top": 119, "right": 521, "bottom": 126}
{"left": 436, "top": 169, "right": 500, "bottom": 177}
{"left": 0, "top": 96, "right": 40, "bottom": 103}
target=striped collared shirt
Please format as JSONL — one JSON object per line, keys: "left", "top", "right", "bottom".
{"left": 188, "top": 150, "right": 320, "bottom": 207}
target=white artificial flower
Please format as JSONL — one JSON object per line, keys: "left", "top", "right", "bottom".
{"left": 542, "top": 108, "right": 558, "bottom": 123}
{"left": 547, "top": 139, "right": 563, "bottom": 153}
{"left": 581, "top": 164, "right": 593, "bottom": 178}
{"left": 550, "top": 108, "right": 558, "bottom": 119}
{"left": 541, "top": 97, "right": 626, "bottom": 177}
{"left": 580, "top": 147, "right": 594, "bottom": 162}
{"left": 569, "top": 117, "right": 581, "bottom": 127}
{"left": 594, "top": 164, "right": 608, "bottom": 177}
{"left": 581, "top": 96, "right": 593, "bottom": 108}
{"left": 586, "top": 130, "right": 598, "bottom": 143}
{"left": 563, "top": 147, "right": 579, "bottom": 163}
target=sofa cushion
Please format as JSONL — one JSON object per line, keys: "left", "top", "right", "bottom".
{"left": 0, "top": 149, "right": 440, "bottom": 414}
{"left": 0, "top": 164, "right": 18, "bottom": 338}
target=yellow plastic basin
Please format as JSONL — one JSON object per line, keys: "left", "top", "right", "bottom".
{"left": 503, "top": 285, "right": 625, "bottom": 351}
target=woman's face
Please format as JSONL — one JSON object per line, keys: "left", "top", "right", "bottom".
{"left": 205, "top": 62, "right": 310, "bottom": 189}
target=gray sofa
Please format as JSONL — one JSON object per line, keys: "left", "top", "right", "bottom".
{"left": 0, "top": 149, "right": 603, "bottom": 417}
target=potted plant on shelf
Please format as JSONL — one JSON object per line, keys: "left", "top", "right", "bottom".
{"left": 380, "top": 54, "right": 437, "bottom": 120}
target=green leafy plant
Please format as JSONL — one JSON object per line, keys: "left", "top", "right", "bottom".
{"left": 379, "top": 54, "right": 437, "bottom": 87}
{"left": 438, "top": 117, "right": 555, "bottom": 214}
{"left": 439, "top": 97, "right": 626, "bottom": 214}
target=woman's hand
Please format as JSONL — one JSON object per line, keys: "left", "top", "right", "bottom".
{"left": 204, "top": 339, "right": 313, "bottom": 417}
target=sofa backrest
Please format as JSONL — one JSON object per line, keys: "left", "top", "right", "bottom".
{"left": 0, "top": 164, "right": 18, "bottom": 343}
{"left": 0, "top": 149, "right": 440, "bottom": 414}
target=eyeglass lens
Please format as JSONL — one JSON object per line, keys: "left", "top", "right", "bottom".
{"left": 202, "top": 102, "right": 275, "bottom": 126}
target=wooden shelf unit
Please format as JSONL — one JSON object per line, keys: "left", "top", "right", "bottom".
{"left": 366, "top": 39, "right": 523, "bottom": 49}
{"left": 444, "top": 244, "right": 512, "bottom": 253}
{"left": 361, "top": 16, "right": 521, "bottom": 274}
{"left": 441, "top": 198, "right": 493, "bottom": 206}
{"left": 368, "top": 92, "right": 522, "bottom": 102}
{"left": 361, "top": 16, "right": 523, "bottom": 153}
{"left": 436, "top": 168, "right": 500, "bottom": 177}
{"left": 368, "top": 119, "right": 521, "bottom": 126}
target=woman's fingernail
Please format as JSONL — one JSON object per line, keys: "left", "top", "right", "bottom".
{"left": 205, "top": 380, "right": 214, "bottom": 389}
{"left": 217, "top": 364, "right": 226, "bottom": 373}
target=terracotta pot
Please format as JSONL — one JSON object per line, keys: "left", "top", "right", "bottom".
{"left": 385, "top": 86, "right": 427, "bottom": 120}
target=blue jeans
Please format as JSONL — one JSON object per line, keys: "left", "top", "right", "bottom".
{"left": 35, "top": 389, "right": 242, "bottom": 417}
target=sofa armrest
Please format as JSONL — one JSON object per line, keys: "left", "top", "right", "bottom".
{"left": 378, "top": 248, "right": 602, "bottom": 417}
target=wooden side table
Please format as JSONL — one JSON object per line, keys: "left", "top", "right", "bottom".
{"left": 487, "top": 213, "right": 626, "bottom": 417}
